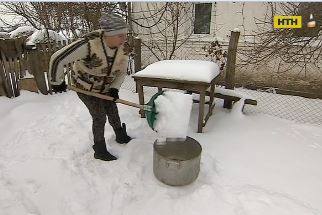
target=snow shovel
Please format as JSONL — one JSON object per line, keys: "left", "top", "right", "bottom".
{"left": 68, "top": 85, "right": 162, "bottom": 129}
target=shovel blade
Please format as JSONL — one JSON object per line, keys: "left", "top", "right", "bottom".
{"left": 145, "top": 91, "right": 164, "bottom": 130}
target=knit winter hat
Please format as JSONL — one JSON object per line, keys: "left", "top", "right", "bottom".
{"left": 99, "top": 13, "right": 128, "bottom": 36}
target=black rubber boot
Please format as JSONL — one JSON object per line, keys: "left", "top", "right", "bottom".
{"left": 92, "top": 143, "right": 117, "bottom": 161}
{"left": 114, "top": 123, "right": 132, "bottom": 144}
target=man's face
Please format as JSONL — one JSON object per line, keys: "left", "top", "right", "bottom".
{"left": 104, "top": 33, "right": 127, "bottom": 48}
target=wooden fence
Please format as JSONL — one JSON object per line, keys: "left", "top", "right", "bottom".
{"left": 0, "top": 38, "right": 27, "bottom": 97}
{"left": 0, "top": 32, "right": 257, "bottom": 107}
{"left": 0, "top": 32, "right": 254, "bottom": 107}
{"left": 0, "top": 38, "right": 72, "bottom": 97}
{"left": 0, "top": 36, "right": 142, "bottom": 98}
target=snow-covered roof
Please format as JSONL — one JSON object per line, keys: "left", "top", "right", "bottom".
{"left": 9, "top": 26, "right": 35, "bottom": 38}
{"left": 0, "top": 32, "right": 10, "bottom": 39}
{"left": 26, "top": 29, "right": 68, "bottom": 46}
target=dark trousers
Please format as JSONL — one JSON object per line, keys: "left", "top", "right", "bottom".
{"left": 77, "top": 92, "right": 121, "bottom": 144}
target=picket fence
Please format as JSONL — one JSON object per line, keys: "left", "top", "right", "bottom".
{"left": 0, "top": 38, "right": 73, "bottom": 97}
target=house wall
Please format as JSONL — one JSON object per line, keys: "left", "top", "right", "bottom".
{"left": 131, "top": 2, "right": 270, "bottom": 66}
{"left": 214, "top": 2, "right": 270, "bottom": 42}
{"left": 131, "top": 2, "right": 193, "bottom": 41}
{"left": 131, "top": 2, "right": 269, "bottom": 42}
{"left": 131, "top": 2, "right": 322, "bottom": 94}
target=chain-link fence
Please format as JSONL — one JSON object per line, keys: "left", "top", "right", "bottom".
{"left": 140, "top": 40, "right": 221, "bottom": 68}
{"left": 121, "top": 76, "right": 322, "bottom": 125}
{"left": 126, "top": 37, "right": 322, "bottom": 126}
{"left": 239, "top": 88, "right": 322, "bottom": 125}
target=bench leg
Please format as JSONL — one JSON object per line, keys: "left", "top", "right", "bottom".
{"left": 198, "top": 90, "right": 205, "bottom": 133}
{"left": 137, "top": 82, "right": 145, "bottom": 118}
{"left": 204, "top": 84, "right": 216, "bottom": 127}
{"left": 208, "top": 83, "right": 215, "bottom": 116}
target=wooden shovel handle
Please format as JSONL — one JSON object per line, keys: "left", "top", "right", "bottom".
{"left": 68, "top": 85, "right": 144, "bottom": 110}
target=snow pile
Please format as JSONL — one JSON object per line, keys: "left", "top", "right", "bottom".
{"left": 9, "top": 26, "right": 35, "bottom": 38}
{"left": 0, "top": 32, "right": 10, "bottom": 39}
{"left": 215, "top": 87, "right": 255, "bottom": 117}
{"left": 8, "top": 26, "right": 68, "bottom": 47}
{"left": 153, "top": 91, "right": 193, "bottom": 138}
{"left": 215, "top": 86, "right": 255, "bottom": 100}
{"left": 26, "top": 29, "right": 68, "bottom": 46}
{"left": 59, "top": 29, "right": 81, "bottom": 40}
{"left": 133, "top": 60, "right": 220, "bottom": 83}
{"left": 230, "top": 98, "right": 246, "bottom": 118}
{"left": 1, "top": 84, "right": 322, "bottom": 215}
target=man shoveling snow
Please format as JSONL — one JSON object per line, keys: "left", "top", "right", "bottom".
{"left": 49, "top": 12, "right": 132, "bottom": 161}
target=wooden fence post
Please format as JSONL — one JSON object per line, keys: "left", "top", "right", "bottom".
{"left": 223, "top": 30, "right": 240, "bottom": 109}
{"left": 0, "top": 60, "right": 14, "bottom": 98}
{"left": 133, "top": 37, "right": 142, "bottom": 73}
{"left": 28, "top": 48, "right": 49, "bottom": 95}
{"left": 0, "top": 71, "right": 5, "bottom": 96}
{"left": 8, "top": 56, "right": 20, "bottom": 97}
{"left": 0, "top": 38, "right": 25, "bottom": 97}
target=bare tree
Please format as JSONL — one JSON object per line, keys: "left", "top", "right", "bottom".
{"left": 0, "top": 2, "right": 123, "bottom": 38}
{"left": 131, "top": 2, "right": 195, "bottom": 61}
{"left": 240, "top": 2, "right": 322, "bottom": 79}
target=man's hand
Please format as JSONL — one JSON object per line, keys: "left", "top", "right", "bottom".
{"left": 108, "top": 88, "right": 119, "bottom": 101}
{"left": 51, "top": 81, "right": 67, "bottom": 93}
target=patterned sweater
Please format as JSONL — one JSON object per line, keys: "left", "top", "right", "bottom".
{"left": 49, "top": 30, "right": 129, "bottom": 93}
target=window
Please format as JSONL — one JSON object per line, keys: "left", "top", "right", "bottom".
{"left": 193, "top": 3, "right": 212, "bottom": 34}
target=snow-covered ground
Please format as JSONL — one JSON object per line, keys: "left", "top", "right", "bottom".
{"left": 1, "top": 84, "right": 322, "bottom": 215}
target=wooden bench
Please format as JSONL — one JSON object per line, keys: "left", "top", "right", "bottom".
{"left": 133, "top": 75, "right": 220, "bottom": 133}
{"left": 132, "top": 60, "right": 221, "bottom": 133}
{"left": 192, "top": 87, "right": 257, "bottom": 111}
{"left": 209, "top": 87, "right": 257, "bottom": 110}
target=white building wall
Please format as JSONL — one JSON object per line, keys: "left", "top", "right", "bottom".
{"left": 213, "top": 2, "right": 270, "bottom": 42}
{"left": 132, "top": 2, "right": 270, "bottom": 67}
{"left": 131, "top": 2, "right": 269, "bottom": 42}
{"left": 131, "top": 2, "right": 321, "bottom": 88}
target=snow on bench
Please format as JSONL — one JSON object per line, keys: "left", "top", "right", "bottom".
{"left": 213, "top": 86, "right": 257, "bottom": 106}
{"left": 133, "top": 60, "right": 220, "bottom": 83}
{"left": 193, "top": 86, "right": 257, "bottom": 111}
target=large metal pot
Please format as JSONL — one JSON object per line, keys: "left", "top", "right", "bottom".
{"left": 153, "top": 136, "right": 202, "bottom": 186}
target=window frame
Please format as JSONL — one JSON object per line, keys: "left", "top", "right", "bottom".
{"left": 192, "top": 3, "right": 213, "bottom": 36}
